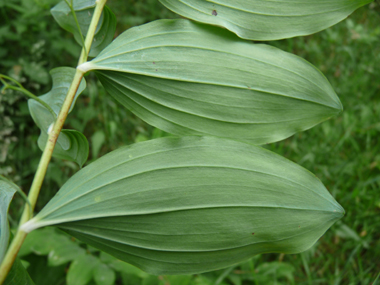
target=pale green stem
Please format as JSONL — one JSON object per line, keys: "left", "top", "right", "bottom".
{"left": 78, "top": 0, "right": 105, "bottom": 65}
{"left": 0, "top": 0, "right": 107, "bottom": 283}
{"left": 0, "top": 74, "right": 23, "bottom": 87}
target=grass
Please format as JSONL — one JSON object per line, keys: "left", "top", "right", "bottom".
{"left": 1, "top": 0, "right": 380, "bottom": 284}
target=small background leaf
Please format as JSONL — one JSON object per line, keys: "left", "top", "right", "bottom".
{"left": 67, "top": 253, "right": 99, "bottom": 285}
{"left": 19, "top": 227, "right": 133, "bottom": 284}
{"left": 93, "top": 263, "right": 116, "bottom": 285}
{"left": 91, "top": 130, "right": 106, "bottom": 158}
{"left": 19, "top": 227, "right": 85, "bottom": 265}
{"left": 89, "top": 6, "right": 117, "bottom": 57}
{"left": 22, "top": 60, "right": 50, "bottom": 84}
{"left": 28, "top": 67, "right": 89, "bottom": 166}
{"left": 51, "top": 0, "right": 116, "bottom": 57}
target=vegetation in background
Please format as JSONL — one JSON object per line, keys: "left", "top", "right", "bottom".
{"left": 0, "top": 0, "right": 379, "bottom": 284}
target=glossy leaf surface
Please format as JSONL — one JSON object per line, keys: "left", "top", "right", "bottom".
{"left": 51, "top": 0, "right": 116, "bottom": 57}
{"left": 28, "top": 67, "right": 89, "bottom": 167}
{"left": 84, "top": 19, "right": 342, "bottom": 144}
{"left": 24, "top": 136, "right": 344, "bottom": 274}
{"left": 159, "top": 0, "right": 372, "bottom": 40}
{"left": 0, "top": 177, "right": 17, "bottom": 262}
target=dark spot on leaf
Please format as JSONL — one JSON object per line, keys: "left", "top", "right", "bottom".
{"left": 153, "top": 62, "right": 156, "bottom": 64}
{"left": 212, "top": 10, "right": 217, "bottom": 16}
{"left": 252, "top": 233, "right": 255, "bottom": 235}
{"left": 298, "top": 225, "right": 301, "bottom": 228}
{"left": 155, "top": 69, "right": 158, "bottom": 71}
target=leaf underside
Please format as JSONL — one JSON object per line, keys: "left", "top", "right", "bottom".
{"left": 27, "top": 136, "right": 344, "bottom": 274}
{"left": 28, "top": 67, "right": 89, "bottom": 167}
{"left": 0, "top": 177, "right": 18, "bottom": 263}
{"left": 88, "top": 19, "right": 342, "bottom": 144}
{"left": 51, "top": 0, "right": 116, "bottom": 57}
{"left": 159, "top": 0, "right": 372, "bottom": 40}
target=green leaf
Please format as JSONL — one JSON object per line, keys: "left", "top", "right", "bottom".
{"left": 159, "top": 0, "right": 372, "bottom": 40}
{"left": 28, "top": 67, "right": 89, "bottom": 167}
{"left": 121, "top": 273, "right": 143, "bottom": 285}
{"left": 89, "top": 6, "right": 116, "bottom": 57}
{"left": 93, "top": 263, "right": 116, "bottom": 285}
{"left": 109, "top": 259, "right": 148, "bottom": 279}
{"left": 254, "top": 262, "right": 295, "bottom": 283}
{"left": 51, "top": 0, "right": 116, "bottom": 57}
{"left": 0, "top": 176, "right": 18, "bottom": 262}
{"left": 37, "top": 129, "right": 89, "bottom": 169}
{"left": 99, "top": 251, "right": 116, "bottom": 264}
{"left": 19, "top": 227, "right": 85, "bottom": 266}
{"left": 19, "top": 228, "right": 57, "bottom": 256}
{"left": 23, "top": 136, "right": 344, "bottom": 275}
{"left": 22, "top": 61, "right": 50, "bottom": 84}
{"left": 161, "top": 275, "right": 192, "bottom": 285}
{"left": 91, "top": 130, "right": 106, "bottom": 158}
{"left": 47, "top": 237, "right": 85, "bottom": 266}
{"left": 67, "top": 253, "right": 99, "bottom": 285}
{"left": 4, "top": 257, "right": 35, "bottom": 285}
{"left": 82, "top": 19, "right": 342, "bottom": 144}
{"left": 23, "top": 255, "right": 66, "bottom": 285}
{"left": 192, "top": 275, "right": 213, "bottom": 285}
{"left": 142, "top": 276, "right": 160, "bottom": 285}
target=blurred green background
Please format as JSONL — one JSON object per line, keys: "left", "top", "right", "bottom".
{"left": 1, "top": 0, "right": 379, "bottom": 284}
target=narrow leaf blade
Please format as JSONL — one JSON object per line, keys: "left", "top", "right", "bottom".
{"left": 24, "top": 136, "right": 344, "bottom": 275}
{"left": 159, "top": 0, "right": 372, "bottom": 40}
{"left": 85, "top": 19, "right": 342, "bottom": 144}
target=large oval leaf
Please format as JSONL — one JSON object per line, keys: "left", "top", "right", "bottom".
{"left": 159, "top": 0, "right": 372, "bottom": 40}
{"left": 22, "top": 136, "right": 344, "bottom": 275}
{"left": 80, "top": 19, "right": 342, "bottom": 144}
